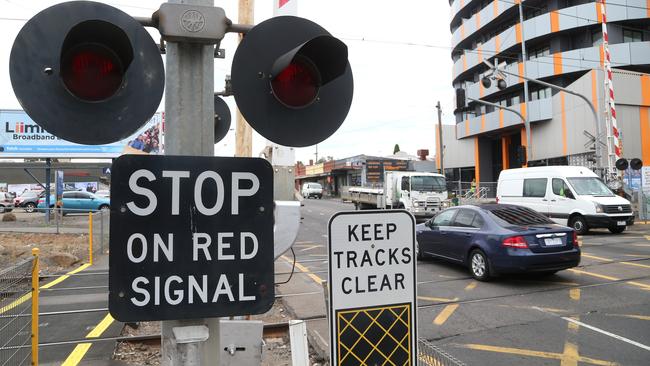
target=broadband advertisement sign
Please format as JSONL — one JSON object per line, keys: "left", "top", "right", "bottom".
{"left": 0, "top": 110, "right": 163, "bottom": 158}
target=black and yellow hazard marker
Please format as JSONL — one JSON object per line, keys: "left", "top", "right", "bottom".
{"left": 336, "top": 303, "right": 412, "bottom": 366}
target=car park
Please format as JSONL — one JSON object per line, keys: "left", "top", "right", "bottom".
{"left": 416, "top": 204, "right": 580, "bottom": 281}
{"left": 301, "top": 182, "right": 323, "bottom": 199}
{"left": 37, "top": 191, "right": 110, "bottom": 213}
{"left": 496, "top": 166, "right": 633, "bottom": 234}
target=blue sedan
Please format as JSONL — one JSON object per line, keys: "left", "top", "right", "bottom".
{"left": 37, "top": 191, "right": 110, "bottom": 213}
{"left": 416, "top": 204, "right": 580, "bottom": 281}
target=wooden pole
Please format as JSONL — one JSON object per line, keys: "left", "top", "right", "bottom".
{"left": 235, "top": 0, "right": 254, "bottom": 157}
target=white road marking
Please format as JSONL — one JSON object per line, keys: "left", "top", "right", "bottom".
{"left": 561, "top": 317, "right": 650, "bottom": 352}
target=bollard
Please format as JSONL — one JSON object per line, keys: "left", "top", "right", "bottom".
{"left": 88, "top": 212, "right": 93, "bottom": 265}
{"left": 31, "top": 248, "right": 40, "bottom": 366}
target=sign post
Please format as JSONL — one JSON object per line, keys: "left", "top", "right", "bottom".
{"left": 328, "top": 210, "right": 417, "bottom": 366}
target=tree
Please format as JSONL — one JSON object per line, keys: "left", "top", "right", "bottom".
{"left": 393, "top": 144, "right": 401, "bottom": 154}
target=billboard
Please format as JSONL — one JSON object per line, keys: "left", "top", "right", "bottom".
{"left": 0, "top": 110, "right": 163, "bottom": 158}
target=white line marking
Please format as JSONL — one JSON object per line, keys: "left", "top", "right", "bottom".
{"left": 560, "top": 317, "right": 650, "bottom": 351}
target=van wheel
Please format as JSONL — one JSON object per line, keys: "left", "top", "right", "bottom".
{"left": 608, "top": 226, "right": 625, "bottom": 234}
{"left": 569, "top": 215, "right": 589, "bottom": 235}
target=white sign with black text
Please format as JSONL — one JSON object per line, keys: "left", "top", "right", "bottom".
{"left": 328, "top": 210, "right": 417, "bottom": 366}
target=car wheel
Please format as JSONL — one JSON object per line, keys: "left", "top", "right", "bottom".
{"left": 569, "top": 215, "right": 589, "bottom": 235}
{"left": 416, "top": 242, "right": 424, "bottom": 260}
{"left": 24, "top": 203, "right": 37, "bottom": 213}
{"left": 469, "top": 249, "right": 490, "bottom": 281}
{"left": 99, "top": 205, "right": 110, "bottom": 212}
{"left": 608, "top": 226, "right": 625, "bottom": 234}
{"left": 0, "top": 205, "right": 5, "bottom": 213}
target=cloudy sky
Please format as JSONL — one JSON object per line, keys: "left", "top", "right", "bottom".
{"left": 0, "top": 0, "right": 454, "bottom": 163}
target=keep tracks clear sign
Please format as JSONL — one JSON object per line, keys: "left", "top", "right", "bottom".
{"left": 108, "top": 155, "right": 274, "bottom": 322}
{"left": 328, "top": 210, "right": 417, "bottom": 366}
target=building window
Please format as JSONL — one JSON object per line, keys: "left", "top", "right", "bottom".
{"left": 528, "top": 46, "right": 550, "bottom": 60}
{"left": 525, "top": 5, "right": 547, "bottom": 20}
{"left": 530, "top": 88, "right": 551, "bottom": 101}
{"left": 591, "top": 29, "right": 603, "bottom": 46}
{"left": 623, "top": 28, "right": 642, "bottom": 43}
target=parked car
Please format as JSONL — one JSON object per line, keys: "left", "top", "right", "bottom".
{"left": 0, "top": 192, "right": 15, "bottom": 213}
{"left": 301, "top": 182, "right": 323, "bottom": 199}
{"left": 95, "top": 190, "right": 110, "bottom": 198}
{"left": 14, "top": 190, "right": 43, "bottom": 213}
{"left": 497, "top": 166, "right": 633, "bottom": 234}
{"left": 37, "top": 191, "right": 110, "bottom": 213}
{"left": 416, "top": 204, "right": 580, "bottom": 281}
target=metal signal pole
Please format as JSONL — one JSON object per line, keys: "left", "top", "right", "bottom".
{"left": 162, "top": 0, "right": 219, "bottom": 364}
{"left": 436, "top": 101, "right": 444, "bottom": 174}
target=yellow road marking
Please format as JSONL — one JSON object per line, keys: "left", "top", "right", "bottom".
{"left": 561, "top": 341, "right": 579, "bottom": 366}
{"left": 464, "top": 281, "right": 477, "bottom": 291}
{"left": 417, "top": 296, "right": 457, "bottom": 302}
{"left": 281, "top": 255, "right": 323, "bottom": 284}
{"left": 606, "top": 314, "right": 650, "bottom": 321}
{"left": 61, "top": 313, "right": 115, "bottom": 366}
{"left": 570, "top": 288, "right": 581, "bottom": 301}
{"left": 568, "top": 268, "right": 650, "bottom": 291}
{"left": 0, "top": 263, "right": 92, "bottom": 315}
{"left": 582, "top": 253, "right": 650, "bottom": 269}
{"left": 433, "top": 304, "right": 459, "bottom": 325}
{"left": 457, "top": 344, "right": 618, "bottom": 365}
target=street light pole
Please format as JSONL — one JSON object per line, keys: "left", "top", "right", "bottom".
{"left": 517, "top": 1, "right": 532, "bottom": 163}
{"left": 484, "top": 60, "right": 603, "bottom": 174}
{"left": 436, "top": 101, "right": 444, "bottom": 174}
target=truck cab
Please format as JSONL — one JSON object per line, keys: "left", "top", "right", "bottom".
{"left": 385, "top": 171, "right": 447, "bottom": 218}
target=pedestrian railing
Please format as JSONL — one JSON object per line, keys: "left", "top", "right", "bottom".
{"left": 418, "top": 338, "right": 466, "bottom": 366}
{"left": 0, "top": 251, "right": 38, "bottom": 366}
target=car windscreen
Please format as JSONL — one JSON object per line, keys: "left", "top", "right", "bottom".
{"left": 309, "top": 183, "right": 322, "bottom": 189}
{"left": 566, "top": 177, "right": 613, "bottom": 197}
{"left": 19, "top": 192, "right": 39, "bottom": 198}
{"left": 410, "top": 176, "right": 446, "bottom": 192}
{"left": 487, "top": 206, "right": 554, "bottom": 226}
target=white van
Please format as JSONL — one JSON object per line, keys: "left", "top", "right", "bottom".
{"left": 497, "top": 166, "right": 633, "bottom": 234}
{"left": 301, "top": 182, "right": 323, "bottom": 199}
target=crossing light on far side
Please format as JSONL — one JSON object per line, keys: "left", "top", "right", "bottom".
{"left": 231, "top": 16, "right": 354, "bottom": 147}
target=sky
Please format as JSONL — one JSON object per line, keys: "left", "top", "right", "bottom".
{"left": 0, "top": 0, "right": 455, "bottom": 163}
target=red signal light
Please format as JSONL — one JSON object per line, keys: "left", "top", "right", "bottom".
{"left": 271, "top": 56, "right": 320, "bottom": 108}
{"left": 61, "top": 44, "right": 124, "bottom": 102}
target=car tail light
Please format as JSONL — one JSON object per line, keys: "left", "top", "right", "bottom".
{"left": 38, "top": 199, "right": 44, "bottom": 204}
{"left": 572, "top": 231, "right": 579, "bottom": 247}
{"left": 495, "top": 197, "right": 499, "bottom": 203}
{"left": 502, "top": 236, "right": 528, "bottom": 249}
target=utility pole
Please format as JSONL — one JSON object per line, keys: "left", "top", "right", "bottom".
{"left": 235, "top": 0, "right": 254, "bottom": 157}
{"left": 162, "top": 0, "right": 219, "bottom": 364}
{"left": 517, "top": 1, "right": 532, "bottom": 163}
{"left": 436, "top": 101, "right": 444, "bottom": 174}
{"left": 315, "top": 144, "right": 319, "bottom": 163}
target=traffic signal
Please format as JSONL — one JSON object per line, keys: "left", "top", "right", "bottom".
{"left": 231, "top": 16, "right": 354, "bottom": 147}
{"left": 9, "top": 1, "right": 164, "bottom": 145}
{"left": 214, "top": 96, "right": 231, "bottom": 143}
{"left": 630, "top": 158, "right": 643, "bottom": 170}
{"left": 615, "top": 158, "right": 629, "bottom": 171}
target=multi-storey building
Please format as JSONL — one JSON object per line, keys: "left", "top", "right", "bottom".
{"left": 443, "top": 0, "right": 650, "bottom": 189}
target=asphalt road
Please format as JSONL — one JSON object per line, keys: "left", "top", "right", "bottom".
{"left": 279, "top": 198, "right": 650, "bottom": 366}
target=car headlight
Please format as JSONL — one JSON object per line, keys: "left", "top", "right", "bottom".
{"left": 413, "top": 201, "right": 419, "bottom": 207}
{"left": 594, "top": 202, "right": 604, "bottom": 213}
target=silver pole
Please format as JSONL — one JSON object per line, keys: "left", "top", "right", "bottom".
{"left": 517, "top": 2, "right": 532, "bottom": 163}
{"left": 161, "top": 0, "right": 219, "bottom": 364}
{"left": 436, "top": 101, "right": 444, "bottom": 174}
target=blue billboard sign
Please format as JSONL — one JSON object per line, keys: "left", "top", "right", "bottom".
{"left": 0, "top": 110, "right": 163, "bottom": 158}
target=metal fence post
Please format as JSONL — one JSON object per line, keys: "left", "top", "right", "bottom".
{"left": 31, "top": 248, "right": 39, "bottom": 366}
{"left": 88, "top": 212, "right": 93, "bottom": 265}
{"left": 55, "top": 208, "right": 60, "bottom": 234}
{"left": 100, "top": 210, "right": 104, "bottom": 254}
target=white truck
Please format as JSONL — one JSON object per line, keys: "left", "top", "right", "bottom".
{"left": 346, "top": 171, "right": 448, "bottom": 219}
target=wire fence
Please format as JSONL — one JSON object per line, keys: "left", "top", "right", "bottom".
{"left": 418, "top": 338, "right": 466, "bottom": 366}
{"left": 0, "top": 257, "right": 35, "bottom": 366}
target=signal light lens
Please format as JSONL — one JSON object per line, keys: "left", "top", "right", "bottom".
{"left": 61, "top": 44, "right": 124, "bottom": 102}
{"left": 271, "top": 56, "right": 320, "bottom": 108}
